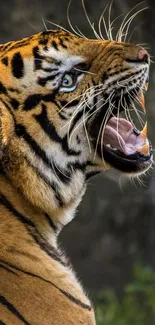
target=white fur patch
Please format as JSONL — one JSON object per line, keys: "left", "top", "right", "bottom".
{"left": 40, "top": 47, "right": 84, "bottom": 72}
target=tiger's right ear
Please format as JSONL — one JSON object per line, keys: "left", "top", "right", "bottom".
{"left": 0, "top": 101, "right": 14, "bottom": 155}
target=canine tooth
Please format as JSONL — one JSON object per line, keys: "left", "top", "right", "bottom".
{"left": 144, "top": 82, "right": 148, "bottom": 91}
{"left": 106, "top": 144, "right": 111, "bottom": 147}
{"left": 138, "top": 89, "right": 146, "bottom": 112}
{"left": 137, "top": 141, "right": 150, "bottom": 156}
{"left": 140, "top": 122, "right": 147, "bottom": 139}
{"left": 137, "top": 123, "right": 149, "bottom": 155}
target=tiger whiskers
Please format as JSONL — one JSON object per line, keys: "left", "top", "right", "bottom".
{"left": 41, "top": 15, "right": 49, "bottom": 32}
{"left": 39, "top": 0, "right": 148, "bottom": 49}
{"left": 67, "top": 87, "right": 107, "bottom": 146}
{"left": 120, "top": 89, "right": 134, "bottom": 126}
{"left": 99, "top": 93, "right": 116, "bottom": 167}
{"left": 117, "top": 78, "right": 145, "bottom": 127}
{"left": 67, "top": 0, "right": 87, "bottom": 39}
{"left": 73, "top": 67, "right": 96, "bottom": 76}
{"left": 126, "top": 90, "right": 144, "bottom": 127}
{"left": 116, "top": 3, "right": 147, "bottom": 42}
{"left": 53, "top": 160, "right": 71, "bottom": 183}
{"left": 107, "top": 0, "right": 114, "bottom": 41}
{"left": 81, "top": 0, "right": 101, "bottom": 40}
{"left": 60, "top": 83, "right": 103, "bottom": 130}
{"left": 24, "top": 18, "right": 40, "bottom": 33}
{"left": 98, "top": 5, "right": 108, "bottom": 40}
{"left": 116, "top": 96, "right": 126, "bottom": 152}
{"left": 92, "top": 91, "right": 115, "bottom": 162}
{"left": 46, "top": 20, "right": 75, "bottom": 36}
{"left": 120, "top": 93, "right": 137, "bottom": 130}
{"left": 83, "top": 104, "right": 92, "bottom": 154}
{"left": 123, "top": 6, "right": 148, "bottom": 43}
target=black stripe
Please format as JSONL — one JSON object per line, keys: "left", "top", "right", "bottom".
{"left": 0, "top": 194, "right": 65, "bottom": 265}
{"left": 39, "top": 38, "right": 48, "bottom": 46}
{"left": 87, "top": 95, "right": 98, "bottom": 121}
{"left": 38, "top": 73, "right": 60, "bottom": 87}
{"left": 24, "top": 154, "right": 66, "bottom": 208}
{"left": 0, "top": 98, "right": 16, "bottom": 124}
{"left": 42, "top": 67, "right": 58, "bottom": 73}
{"left": 6, "top": 248, "right": 40, "bottom": 262}
{"left": 8, "top": 87, "right": 21, "bottom": 94}
{"left": 33, "top": 46, "right": 43, "bottom": 70}
{"left": 0, "top": 82, "right": 7, "bottom": 94}
{"left": 15, "top": 123, "right": 52, "bottom": 167}
{"left": 41, "top": 31, "right": 56, "bottom": 36}
{"left": 118, "top": 70, "right": 142, "bottom": 83}
{"left": 10, "top": 98, "right": 19, "bottom": 110}
{"left": 25, "top": 156, "right": 64, "bottom": 206}
{"left": 0, "top": 296, "right": 30, "bottom": 325}
{"left": 0, "top": 263, "right": 18, "bottom": 276}
{"left": 26, "top": 153, "right": 85, "bottom": 190}
{"left": 23, "top": 94, "right": 42, "bottom": 110}
{"left": 0, "top": 321, "right": 7, "bottom": 325}
{"left": 59, "top": 38, "right": 67, "bottom": 49}
{"left": 10, "top": 42, "right": 30, "bottom": 51}
{"left": 1, "top": 57, "right": 8, "bottom": 66}
{"left": 57, "top": 111, "right": 68, "bottom": 120}
{"left": 0, "top": 84, "right": 18, "bottom": 121}
{"left": 11, "top": 52, "right": 24, "bottom": 79}
{"left": 52, "top": 40, "right": 58, "bottom": 50}
{"left": 15, "top": 122, "right": 69, "bottom": 190}
{"left": 0, "top": 194, "right": 37, "bottom": 229}
{"left": 1, "top": 39, "right": 34, "bottom": 57}
{"left": 59, "top": 99, "right": 79, "bottom": 108}
{"left": 74, "top": 62, "right": 90, "bottom": 72}
{"left": 44, "top": 213, "right": 57, "bottom": 232}
{"left": 23, "top": 92, "right": 58, "bottom": 111}
{"left": 8, "top": 40, "right": 30, "bottom": 52}
{"left": 34, "top": 104, "right": 81, "bottom": 156}
{"left": 0, "top": 42, "right": 12, "bottom": 52}
{"left": 76, "top": 135, "right": 81, "bottom": 144}
{"left": 68, "top": 109, "right": 85, "bottom": 137}
{"left": 0, "top": 260, "right": 91, "bottom": 311}
{"left": 86, "top": 171, "right": 100, "bottom": 179}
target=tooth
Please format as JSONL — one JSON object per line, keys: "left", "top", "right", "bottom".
{"left": 137, "top": 122, "right": 149, "bottom": 155}
{"left": 137, "top": 141, "right": 150, "bottom": 156}
{"left": 140, "top": 122, "right": 147, "bottom": 139}
{"left": 138, "top": 89, "right": 146, "bottom": 112}
{"left": 144, "top": 82, "right": 148, "bottom": 91}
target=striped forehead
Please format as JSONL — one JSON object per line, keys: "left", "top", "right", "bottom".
{"left": 40, "top": 47, "right": 84, "bottom": 70}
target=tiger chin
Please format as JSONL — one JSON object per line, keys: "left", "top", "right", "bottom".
{"left": 0, "top": 29, "right": 153, "bottom": 324}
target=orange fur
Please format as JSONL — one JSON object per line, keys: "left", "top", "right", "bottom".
{"left": 0, "top": 30, "right": 148, "bottom": 323}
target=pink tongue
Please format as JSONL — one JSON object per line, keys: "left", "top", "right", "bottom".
{"left": 103, "top": 117, "right": 145, "bottom": 155}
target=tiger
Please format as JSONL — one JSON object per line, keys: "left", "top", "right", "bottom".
{"left": 0, "top": 27, "right": 153, "bottom": 324}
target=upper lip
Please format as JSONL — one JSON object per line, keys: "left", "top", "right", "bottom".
{"left": 125, "top": 57, "right": 150, "bottom": 64}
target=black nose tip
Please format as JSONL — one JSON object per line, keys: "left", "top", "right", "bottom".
{"left": 138, "top": 48, "right": 150, "bottom": 63}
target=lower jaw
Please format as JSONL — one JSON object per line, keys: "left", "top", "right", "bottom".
{"left": 96, "top": 145, "right": 153, "bottom": 174}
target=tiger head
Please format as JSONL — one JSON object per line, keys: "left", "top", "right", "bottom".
{"left": 0, "top": 31, "right": 152, "bottom": 224}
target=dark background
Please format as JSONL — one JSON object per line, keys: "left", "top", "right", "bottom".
{"left": 1, "top": 0, "right": 155, "bottom": 299}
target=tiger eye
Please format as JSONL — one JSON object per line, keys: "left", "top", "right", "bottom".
{"left": 62, "top": 74, "right": 74, "bottom": 87}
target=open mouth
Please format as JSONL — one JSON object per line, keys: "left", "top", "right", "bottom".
{"left": 95, "top": 84, "right": 153, "bottom": 174}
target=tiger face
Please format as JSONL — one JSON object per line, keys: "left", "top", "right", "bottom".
{"left": 0, "top": 31, "right": 152, "bottom": 219}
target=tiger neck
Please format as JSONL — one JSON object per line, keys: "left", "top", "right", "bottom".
{"left": 0, "top": 172, "right": 76, "bottom": 249}
{"left": 0, "top": 172, "right": 93, "bottom": 306}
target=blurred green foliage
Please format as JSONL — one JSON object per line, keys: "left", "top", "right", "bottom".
{"left": 95, "top": 264, "right": 155, "bottom": 325}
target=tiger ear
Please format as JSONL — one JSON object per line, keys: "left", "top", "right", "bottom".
{"left": 0, "top": 101, "right": 14, "bottom": 152}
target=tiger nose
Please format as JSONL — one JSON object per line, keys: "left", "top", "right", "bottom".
{"left": 138, "top": 48, "right": 150, "bottom": 63}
